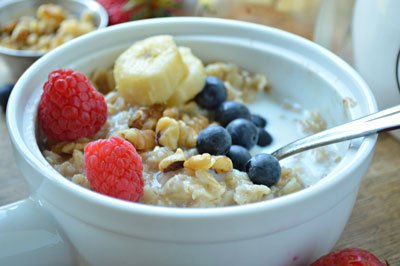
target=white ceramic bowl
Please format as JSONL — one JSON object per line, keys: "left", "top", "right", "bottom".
{"left": 3, "top": 18, "right": 377, "bottom": 266}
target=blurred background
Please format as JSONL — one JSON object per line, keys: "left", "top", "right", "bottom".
{"left": 97, "top": 0, "right": 355, "bottom": 61}
{"left": 1, "top": 0, "right": 357, "bottom": 111}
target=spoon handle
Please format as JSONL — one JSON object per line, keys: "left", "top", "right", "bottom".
{"left": 272, "top": 105, "right": 400, "bottom": 160}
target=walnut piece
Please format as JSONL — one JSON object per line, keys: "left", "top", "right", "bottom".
{"left": 129, "top": 105, "right": 164, "bottom": 130}
{"left": 51, "top": 138, "right": 90, "bottom": 154}
{"left": 156, "top": 117, "right": 180, "bottom": 150}
{"left": 159, "top": 148, "right": 186, "bottom": 172}
{"left": 212, "top": 156, "right": 233, "bottom": 174}
{"left": 118, "top": 128, "right": 156, "bottom": 152}
{"left": 184, "top": 153, "right": 214, "bottom": 171}
{"left": 177, "top": 121, "right": 197, "bottom": 149}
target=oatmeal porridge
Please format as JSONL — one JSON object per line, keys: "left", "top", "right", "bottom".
{"left": 0, "top": 3, "right": 96, "bottom": 52}
{"left": 38, "top": 35, "right": 341, "bottom": 207}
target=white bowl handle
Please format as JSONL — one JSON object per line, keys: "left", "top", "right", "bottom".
{"left": 0, "top": 198, "right": 75, "bottom": 266}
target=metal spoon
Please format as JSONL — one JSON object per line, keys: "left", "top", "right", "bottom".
{"left": 272, "top": 105, "right": 400, "bottom": 160}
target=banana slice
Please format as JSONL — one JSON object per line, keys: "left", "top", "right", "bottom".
{"left": 114, "top": 35, "right": 188, "bottom": 106}
{"left": 167, "top": 47, "right": 206, "bottom": 106}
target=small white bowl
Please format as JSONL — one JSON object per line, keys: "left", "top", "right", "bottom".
{"left": 0, "top": 0, "right": 108, "bottom": 81}
{"left": 4, "top": 17, "right": 377, "bottom": 266}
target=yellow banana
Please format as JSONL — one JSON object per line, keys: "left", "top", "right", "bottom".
{"left": 114, "top": 35, "right": 188, "bottom": 106}
{"left": 167, "top": 47, "right": 206, "bottom": 106}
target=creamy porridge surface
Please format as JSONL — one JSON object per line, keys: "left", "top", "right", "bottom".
{"left": 39, "top": 36, "right": 342, "bottom": 208}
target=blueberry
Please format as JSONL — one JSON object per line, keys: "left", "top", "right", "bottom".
{"left": 226, "top": 118, "right": 258, "bottom": 149}
{"left": 246, "top": 153, "right": 281, "bottom": 187}
{"left": 250, "top": 114, "right": 267, "bottom": 128}
{"left": 215, "top": 101, "right": 251, "bottom": 126}
{"left": 257, "top": 128, "right": 273, "bottom": 147}
{"left": 196, "top": 125, "right": 232, "bottom": 155}
{"left": 195, "top": 76, "right": 227, "bottom": 110}
{"left": 0, "top": 84, "right": 14, "bottom": 113}
{"left": 227, "top": 145, "right": 252, "bottom": 171}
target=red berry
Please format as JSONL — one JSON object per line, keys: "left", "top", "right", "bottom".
{"left": 84, "top": 136, "right": 144, "bottom": 202}
{"left": 97, "top": 0, "right": 134, "bottom": 25}
{"left": 311, "top": 247, "right": 387, "bottom": 266}
{"left": 38, "top": 69, "right": 107, "bottom": 141}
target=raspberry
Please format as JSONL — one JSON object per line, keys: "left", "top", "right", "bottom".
{"left": 38, "top": 69, "right": 107, "bottom": 141}
{"left": 311, "top": 247, "right": 387, "bottom": 266}
{"left": 84, "top": 136, "right": 144, "bottom": 202}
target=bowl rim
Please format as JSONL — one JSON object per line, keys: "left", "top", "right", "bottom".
{"left": 0, "top": 0, "right": 108, "bottom": 58}
{"left": 7, "top": 17, "right": 378, "bottom": 219}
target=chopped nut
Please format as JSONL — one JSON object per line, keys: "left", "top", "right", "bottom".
{"left": 104, "top": 91, "right": 127, "bottom": 114}
{"left": 156, "top": 117, "right": 180, "bottom": 150}
{"left": 61, "top": 142, "right": 87, "bottom": 154}
{"left": 0, "top": 3, "right": 95, "bottom": 52}
{"left": 159, "top": 148, "right": 186, "bottom": 172}
{"left": 11, "top": 23, "right": 29, "bottom": 42}
{"left": 58, "top": 19, "right": 94, "bottom": 36}
{"left": 177, "top": 121, "right": 197, "bottom": 149}
{"left": 205, "top": 62, "right": 268, "bottom": 102}
{"left": 300, "top": 111, "right": 327, "bottom": 133}
{"left": 181, "top": 114, "right": 209, "bottom": 133}
{"left": 212, "top": 156, "right": 233, "bottom": 173}
{"left": 129, "top": 109, "right": 145, "bottom": 128}
{"left": 205, "top": 62, "right": 231, "bottom": 80}
{"left": 42, "top": 19, "right": 60, "bottom": 34}
{"left": 43, "top": 150, "right": 63, "bottom": 165}
{"left": 72, "top": 174, "right": 91, "bottom": 189}
{"left": 178, "top": 101, "right": 202, "bottom": 116}
{"left": 312, "top": 147, "right": 330, "bottom": 163}
{"left": 225, "top": 81, "right": 243, "bottom": 101}
{"left": 273, "top": 168, "right": 304, "bottom": 196}
{"left": 37, "top": 4, "right": 66, "bottom": 23}
{"left": 251, "top": 74, "right": 269, "bottom": 92}
{"left": 184, "top": 153, "right": 214, "bottom": 171}
{"left": 2, "top": 20, "right": 17, "bottom": 34}
{"left": 141, "top": 146, "right": 174, "bottom": 171}
{"left": 110, "top": 97, "right": 126, "bottom": 114}
{"left": 54, "top": 149, "right": 84, "bottom": 178}
{"left": 51, "top": 138, "right": 89, "bottom": 154}
{"left": 129, "top": 105, "right": 164, "bottom": 130}
{"left": 36, "top": 35, "right": 52, "bottom": 50}
{"left": 27, "top": 33, "right": 38, "bottom": 46}
{"left": 80, "top": 11, "right": 94, "bottom": 23}
{"left": 118, "top": 128, "right": 156, "bottom": 152}
{"left": 55, "top": 161, "right": 76, "bottom": 177}
{"left": 163, "top": 107, "right": 179, "bottom": 119}
{"left": 280, "top": 178, "right": 303, "bottom": 195}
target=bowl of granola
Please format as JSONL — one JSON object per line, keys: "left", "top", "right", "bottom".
{"left": 4, "top": 17, "right": 377, "bottom": 266}
{"left": 0, "top": 0, "right": 108, "bottom": 81}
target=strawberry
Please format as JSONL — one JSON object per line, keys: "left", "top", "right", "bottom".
{"left": 311, "top": 247, "right": 388, "bottom": 266}
{"left": 97, "top": 0, "right": 183, "bottom": 25}
{"left": 97, "top": 0, "right": 135, "bottom": 25}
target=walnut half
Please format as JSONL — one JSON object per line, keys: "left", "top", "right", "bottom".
{"left": 159, "top": 148, "right": 186, "bottom": 172}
